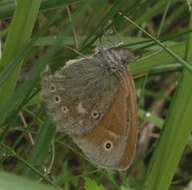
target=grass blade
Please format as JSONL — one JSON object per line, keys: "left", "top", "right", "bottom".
{"left": 0, "top": 171, "right": 57, "bottom": 190}
{"left": 0, "top": 0, "right": 41, "bottom": 123}
{"left": 142, "top": 5, "right": 192, "bottom": 190}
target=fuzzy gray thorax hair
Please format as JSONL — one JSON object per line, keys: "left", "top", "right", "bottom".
{"left": 94, "top": 48, "right": 134, "bottom": 75}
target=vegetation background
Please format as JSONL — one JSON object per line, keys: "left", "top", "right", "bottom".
{"left": 0, "top": 0, "right": 192, "bottom": 190}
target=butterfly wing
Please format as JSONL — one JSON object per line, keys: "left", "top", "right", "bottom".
{"left": 41, "top": 56, "right": 119, "bottom": 136}
{"left": 72, "top": 74, "right": 137, "bottom": 170}
{"left": 116, "top": 73, "right": 137, "bottom": 169}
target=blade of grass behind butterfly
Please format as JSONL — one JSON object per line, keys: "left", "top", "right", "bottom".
{"left": 0, "top": 44, "right": 61, "bottom": 127}
{"left": 0, "top": 171, "right": 57, "bottom": 190}
{"left": 0, "top": 1, "right": 68, "bottom": 124}
{"left": 38, "top": 0, "right": 101, "bottom": 50}
{"left": 142, "top": 4, "right": 192, "bottom": 190}
{"left": 0, "top": 0, "right": 79, "bottom": 20}
{"left": 80, "top": 0, "right": 134, "bottom": 50}
{"left": 8, "top": 44, "right": 69, "bottom": 177}
{"left": 138, "top": 109, "right": 164, "bottom": 129}
{"left": 121, "top": 14, "right": 192, "bottom": 72}
{"left": 0, "top": 143, "right": 59, "bottom": 187}
{"left": 61, "top": 0, "right": 100, "bottom": 39}
{"left": 40, "top": 0, "right": 79, "bottom": 12}
{"left": 157, "top": 0, "right": 172, "bottom": 37}
{"left": 0, "top": 0, "right": 15, "bottom": 19}
{"left": 38, "top": 0, "right": 99, "bottom": 43}
{"left": 0, "top": 42, "right": 36, "bottom": 127}
{"left": 22, "top": 119, "right": 56, "bottom": 178}
{"left": 0, "top": 0, "right": 41, "bottom": 68}
{"left": 34, "top": 35, "right": 183, "bottom": 85}
{"left": 122, "top": 0, "right": 177, "bottom": 34}
{"left": 0, "top": 0, "right": 41, "bottom": 126}
{"left": 35, "top": 34, "right": 184, "bottom": 77}
{"left": 130, "top": 42, "right": 185, "bottom": 76}
{"left": 161, "top": 3, "right": 188, "bottom": 35}
{"left": 44, "top": 0, "right": 105, "bottom": 43}
{"left": 0, "top": 8, "right": 64, "bottom": 126}
{"left": 0, "top": 44, "right": 61, "bottom": 178}
{"left": 34, "top": 34, "right": 183, "bottom": 78}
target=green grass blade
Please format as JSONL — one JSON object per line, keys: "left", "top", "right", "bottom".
{"left": 0, "top": 45, "right": 60, "bottom": 127}
{"left": 0, "top": 0, "right": 78, "bottom": 19}
{"left": 161, "top": 3, "right": 188, "bottom": 34}
{"left": 0, "top": 0, "right": 41, "bottom": 123}
{"left": 142, "top": 5, "right": 192, "bottom": 190}
{"left": 123, "top": 0, "right": 175, "bottom": 34}
{"left": 121, "top": 14, "right": 192, "bottom": 72}
{"left": 81, "top": 0, "right": 126, "bottom": 50}
{"left": 0, "top": 0, "right": 41, "bottom": 68}
{"left": 0, "top": 143, "right": 57, "bottom": 186}
{"left": 84, "top": 177, "right": 106, "bottom": 190}
{"left": 0, "top": 171, "right": 57, "bottom": 190}
{"left": 23, "top": 120, "right": 55, "bottom": 177}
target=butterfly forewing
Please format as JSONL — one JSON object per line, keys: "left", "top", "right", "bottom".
{"left": 41, "top": 56, "right": 120, "bottom": 136}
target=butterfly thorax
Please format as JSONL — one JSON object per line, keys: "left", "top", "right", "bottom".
{"left": 95, "top": 48, "right": 134, "bottom": 75}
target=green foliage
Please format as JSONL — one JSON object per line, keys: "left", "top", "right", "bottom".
{"left": 0, "top": 0, "right": 192, "bottom": 190}
{"left": 0, "top": 171, "right": 57, "bottom": 190}
{"left": 84, "top": 177, "right": 106, "bottom": 190}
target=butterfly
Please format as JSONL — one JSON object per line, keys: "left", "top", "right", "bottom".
{"left": 41, "top": 48, "right": 138, "bottom": 170}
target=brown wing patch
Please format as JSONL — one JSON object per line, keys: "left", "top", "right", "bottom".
{"left": 78, "top": 84, "right": 128, "bottom": 143}
{"left": 73, "top": 72, "right": 137, "bottom": 170}
{"left": 117, "top": 73, "right": 138, "bottom": 170}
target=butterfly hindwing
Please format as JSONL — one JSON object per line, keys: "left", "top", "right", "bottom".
{"left": 73, "top": 79, "right": 137, "bottom": 170}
